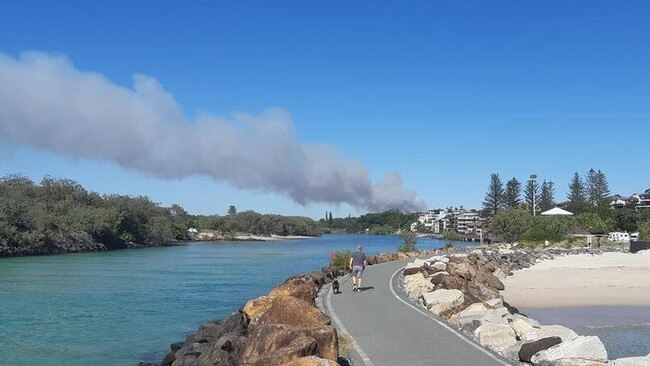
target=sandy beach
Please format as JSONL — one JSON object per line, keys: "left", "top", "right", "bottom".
{"left": 501, "top": 250, "right": 650, "bottom": 308}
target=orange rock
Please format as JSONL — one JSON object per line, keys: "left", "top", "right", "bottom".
{"left": 269, "top": 279, "right": 318, "bottom": 304}
{"left": 240, "top": 334, "right": 318, "bottom": 366}
{"left": 253, "top": 295, "right": 331, "bottom": 328}
{"left": 242, "top": 324, "right": 338, "bottom": 364}
{"left": 243, "top": 295, "right": 274, "bottom": 322}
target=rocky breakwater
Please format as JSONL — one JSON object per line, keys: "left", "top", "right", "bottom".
{"left": 154, "top": 267, "right": 343, "bottom": 366}
{"left": 401, "top": 248, "right": 648, "bottom": 366}
{"left": 151, "top": 249, "right": 438, "bottom": 366}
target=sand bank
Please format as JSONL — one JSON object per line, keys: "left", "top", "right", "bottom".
{"left": 501, "top": 250, "right": 650, "bottom": 308}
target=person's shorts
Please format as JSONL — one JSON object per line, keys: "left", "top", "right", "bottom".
{"left": 352, "top": 265, "right": 364, "bottom": 278}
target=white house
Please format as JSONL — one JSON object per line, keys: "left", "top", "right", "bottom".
{"left": 609, "top": 194, "right": 629, "bottom": 208}
{"left": 456, "top": 212, "right": 480, "bottom": 235}
{"left": 541, "top": 207, "right": 574, "bottom": 216}
{"left": 630, "top": 189, "right": 650, "bottom": 209}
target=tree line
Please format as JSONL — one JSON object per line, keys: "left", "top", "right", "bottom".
{"left": 483, "top": 169, "right": 610, "bottom": 216}
{"left": 0, "top": 175, "right": 321, "bottom": 256}
{"left": 481, "top": 170, "right": 650, "bottom": 243}
{"left": 321, "top": 210, "right": 418, "bottom": 235}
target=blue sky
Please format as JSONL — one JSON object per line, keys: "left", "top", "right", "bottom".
{"left": 1, "top": 1, "right": 649, "bottom": 217}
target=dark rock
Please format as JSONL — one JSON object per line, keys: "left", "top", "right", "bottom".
{"left": 429, "top": 272, "right": 449, "bottom": 286}
{"left": 474, "top": 270, "right": 505, "bottom": 291}
{"left": 403, "top": 265, "right": 423, "bottom": 276}
{"left": 450, "top": 262, "right": 476, "bottom": 280}
{"left": 518, "top": 337, "right": 562, "bottom": 362}
{"left": 438, "top": 274, "right": 466, "bottom": 291}
{"left": 161, "top": 342, "right": 185, "bottom": 366}
{"left": 422, "top": 264, "right": 443, "bottom": 275}
{"left": 503, "top": 301, "right": 519, "bottom": 315}
{"left": 307, "top": 271, "right": 327, "bottom": 287}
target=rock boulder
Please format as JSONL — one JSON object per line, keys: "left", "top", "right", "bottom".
{"left": 518, "top": 337, "right": 563, "bottom": 362}
{"left": 474, "top": 323, "right": 518, "bottom": 352}
{"left": 242, "top": 324, "right": 338, "bottom": 363}
{"left": 422, "top": 289, "right": 464, "bottom": 316}
{"left": 531, "top": 336, "right": 608, "bottom": 365}
{"left": 251, "top": 296, "right": 331, "bottom": 328}
{"left": 270, "top": 279, "right": 318, "bottom": 304}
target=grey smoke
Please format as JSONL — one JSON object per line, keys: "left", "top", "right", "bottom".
{"left": 0, "top": 52, "right": 426, "bottom": 212}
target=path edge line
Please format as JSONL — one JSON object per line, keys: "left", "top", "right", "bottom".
{"left": 389, "top": 266, "right": 512, "bottom": 366}
{"left": 324, "top": 285, "right": 375, "bottom": 366}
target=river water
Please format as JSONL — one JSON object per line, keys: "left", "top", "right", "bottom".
{"left": 0, "top": 234, "right": 452, "bottom": 366}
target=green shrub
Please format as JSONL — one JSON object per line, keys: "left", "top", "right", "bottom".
{"left": 332, "top": 250, "right": 352, "bottom": 271}
{"left": 397, "top": 230, "right": 417, "bottom": 253}
{"left": 523, "top": 216, "right": 573, "bottom": 242}
{"left": 639, "top": 220, "right": 650, "bottom": 241}
{"left": 489, "top": 209, "right": 532, "bottom": 243}
{"left": 575, "top": 212, "right": 611, "bottom": 234}
{"left": 368, "top": 225, "right": 393, "bottom": 235}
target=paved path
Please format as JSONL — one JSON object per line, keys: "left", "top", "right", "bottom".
{"left": 322, "top": 258, "right": 511, "bottom": 366}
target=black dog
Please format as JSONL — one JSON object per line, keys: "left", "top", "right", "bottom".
{"left": 332, "top": 279, "right": 340, "bottom": 294}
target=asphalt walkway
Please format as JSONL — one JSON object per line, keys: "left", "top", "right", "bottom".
{"left": 323, "top": 258, "right": 511, "bottom": 366}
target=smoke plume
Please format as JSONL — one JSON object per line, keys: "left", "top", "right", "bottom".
{"left": 0, "top": 52, "right": 426, "bottom": 212}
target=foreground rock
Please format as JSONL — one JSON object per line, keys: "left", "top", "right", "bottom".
{"left": 519, "top": 337, "right": 563, "bottom": 363}
{"left": 400, "top": 247, "right": 625, "bottom": 366}
{"left": 241, "top": 324, "right": 337, "bottom": 365}
{"left": 474, "top": 323, "right": 517, "bottom": 352}
{"left": 156, "top": 249, "right": 443, "bottom": 366}
{"left": 165, "top": 268, "right": 339, "bottom": 366}
{"left": 422, "top": 289, "right": 464, "bottom": 315}
{"left": 530, "top": 336, "right": 607, "bottom": 365}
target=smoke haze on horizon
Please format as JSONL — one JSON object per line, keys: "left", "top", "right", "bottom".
{"left": 0, "top": 52, "right": 426, "bottom": 212}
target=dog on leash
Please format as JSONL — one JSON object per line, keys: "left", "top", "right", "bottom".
{"left": 332, "top": 279, "right": 340, "bottom": 294}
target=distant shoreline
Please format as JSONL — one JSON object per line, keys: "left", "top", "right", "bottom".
{"left": 0, "top": 234, "right": 320, "bottom": 258}
{"left": 189, "top": 234, "right": 319, "bottom": 242}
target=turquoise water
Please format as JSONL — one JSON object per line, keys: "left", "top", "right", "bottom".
{"left": 0, "top": 235, "right": 452, "bottom": 366}
{"left": 524, "top": 306, "right": 650, "bottom": 359}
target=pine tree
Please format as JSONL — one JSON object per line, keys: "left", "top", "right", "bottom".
{"left": 524, "top": 178, "right": 540, "bottom": 215}
{"left": 482, "top": 173, "right": 505, "bottom": 216}
{"left": 586, "top": 168, "right": 598, "bottom": 206}
{"left": 567, "top": 172, "right": 587, "bottom": 213}
{"left": 594, "top": 170, "right": 610, "bottom": 207}
{"left": 504, "top": 178, "right": 522, "bottom": 209}
{"left": 540, "top": 180, "right": 555, "bottom": 211}
{"left": 328, "top": 212, "right": 333, "bottom": 225}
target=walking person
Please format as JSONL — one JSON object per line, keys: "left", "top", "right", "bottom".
{"left": 349, "top": 244, "right": 367, "bottom": 292}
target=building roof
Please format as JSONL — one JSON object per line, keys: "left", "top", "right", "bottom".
{"left": 541, "top": 207, "right": 574, "bottom": 216}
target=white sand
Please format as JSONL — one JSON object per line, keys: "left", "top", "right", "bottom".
{"left": 501, "top": 250, "right": 650, "bottom": 308}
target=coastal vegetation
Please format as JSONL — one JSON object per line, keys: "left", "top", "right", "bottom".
{"left": 332, "top": 250, "right": 352, "bottom": 271}
{"left": 0, "top": 175, "right": 320, "bottom": 256}
{"left": 0, "top": 175, "right": 192, "bottom": 256}
{"left": 482, "top": 169, "right": 650, "bottom": 244}
{"left": 321, "top": 210, "right": 417, "bottom": 234}
{"left": 195, "top": 210, "right": 321, "bottom": 237}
